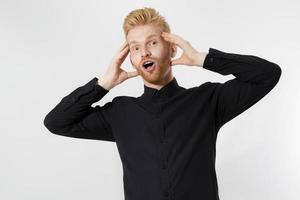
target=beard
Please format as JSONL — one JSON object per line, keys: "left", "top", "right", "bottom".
{"left": 137, "top": 59, "right": 171, "bottom": 84}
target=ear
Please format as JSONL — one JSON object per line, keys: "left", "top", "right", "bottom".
{"left": 170, "top": 43, "right": 177, "bottom": 58}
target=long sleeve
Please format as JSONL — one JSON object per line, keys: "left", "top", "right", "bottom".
{"left": 43, "top": 77, "right": 116, "bottom": 142}
{"left": 202, "top": 48, "right": 282, "bottom": 131}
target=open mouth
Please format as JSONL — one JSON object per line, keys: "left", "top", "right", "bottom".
{"left": 142, "top": 60, "right": 156, "bottom": 72}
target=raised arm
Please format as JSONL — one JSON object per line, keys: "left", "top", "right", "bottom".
{"left": 43, "top": 40, "right": 139, "bottom": 142}
{"left": 202, "top": 48, "right": 282, "bottom": 130}
{"left": 43, "top": 77, "right": 116, "bottom": 142}
{"left": 160, "top": 32, "right": 282, "bottom": 131}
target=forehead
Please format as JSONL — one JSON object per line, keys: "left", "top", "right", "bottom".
{"left": 127, "top": 25, "right": 162, "bottom": 45}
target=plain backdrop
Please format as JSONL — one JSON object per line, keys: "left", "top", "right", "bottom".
{"left": 0, "top": 0, "right": 299, "bottom": 200}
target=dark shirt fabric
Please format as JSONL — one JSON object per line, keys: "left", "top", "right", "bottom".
{"left": 43, "top": 48, "right": 281, "bottom": 200}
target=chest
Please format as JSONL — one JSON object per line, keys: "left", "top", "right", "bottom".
{"left": 111, "top": 91, "right": 215, "bottom": 151}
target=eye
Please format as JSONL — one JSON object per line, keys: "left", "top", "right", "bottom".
{"left": 150, "top": 40, "right": 157, "bottom": 45}
{"left": 131, "top": 46, "right": 139, "bottom": 51}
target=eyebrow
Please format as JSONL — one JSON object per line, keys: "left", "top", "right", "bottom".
{"left": 129, "top": 34, "right": 159, "bottom": 46}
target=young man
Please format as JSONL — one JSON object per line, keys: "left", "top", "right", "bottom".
{"left": 44, "top": 7, "right": 281, "bottom": 200}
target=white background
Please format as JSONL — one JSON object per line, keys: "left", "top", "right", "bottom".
{"left": 0, "top": 0, "right": 299, "bottom": 199}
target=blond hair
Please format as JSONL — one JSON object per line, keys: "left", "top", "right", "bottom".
{"left": 123, "top": 7, "right": 171, "bottom": 37}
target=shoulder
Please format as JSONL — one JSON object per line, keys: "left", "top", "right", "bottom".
{"left": 199, "top": 81, "right": 220, "bottom": 88}
{"left": 110, "top": 95, "right": 136, "bottom": 106}
{"left": 183, "top": 81, "right": 222, "bottom": 101}
{"left": 186, "top": 81, "right": 220, "bottom": 93}
{"left": 112, "top": 95, "right": 135, "bottom": 101}
{"left": 198, "top": 81, "right": 223, "bottom": 92}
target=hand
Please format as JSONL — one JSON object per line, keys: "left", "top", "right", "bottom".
{"left": 98, "top": 41, "right": 139, "bottom": 90}
{"left": 161, "top": 32, "right": 207, "bottom": 67}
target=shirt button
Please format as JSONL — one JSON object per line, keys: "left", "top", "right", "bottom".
{"left": 163, "top": 190, "right": 169, "bottom": 197}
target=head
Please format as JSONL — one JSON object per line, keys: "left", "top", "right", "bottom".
{"left": 123, "top": 7, "right": 177, "bottom": 86}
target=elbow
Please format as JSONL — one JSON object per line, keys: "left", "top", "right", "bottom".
{"left": 270, "top": 63, "right": 282, "bottom": 86}
{"left": 43, "top": 114, "right": 60, "bottom": 135}
{"left": 43, "top": 114, "right": 74, "bottom": 137}
{"left": 275, "top": 64, "right": 282, "bottom": 79}
{"left": 43, "top": 114, "right": 54, "bottom": 133}
{"left": 258, "top": 62, "right": 282, "bottom": 90}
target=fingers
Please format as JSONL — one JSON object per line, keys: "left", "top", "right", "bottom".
{"left": 170, "top": 58, "right": 182, "bottom": 66}
{"left": 119, "top": 44, "right": 129, "bottom": 58}
{"left": 119, "top": 41, "right": 128, "bottom": 52}
{"left": 161, "top": 32, "right": 181, "bottom": 44}
{"left": 161, "top": 32, "right": 188, "bottom": 50}
{"left": 111, "top": 42, "right": 130, "bottom": 71}
{"left": 116, "top": 43, "right": 130, "bottom": 64}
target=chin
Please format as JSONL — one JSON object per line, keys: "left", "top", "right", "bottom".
{"left": 145, "top": 73, "right": 167, "bottom": 84}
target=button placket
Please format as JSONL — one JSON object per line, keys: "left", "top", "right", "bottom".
{"left": 164, "top": 190, "right": 169, "bottom": 197}
{"left": 152, "top": 101, "right": 172, "bottom": 199}
{"left": 156, "top": 116, "right": 172, "bottom": 199}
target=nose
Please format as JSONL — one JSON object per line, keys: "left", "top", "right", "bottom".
{"left": 141, "top": 46, "right": 151, "bottom": 58}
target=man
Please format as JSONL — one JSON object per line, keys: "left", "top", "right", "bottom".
{"left": 44, "top": 7, "right": 281, "bottom": 200}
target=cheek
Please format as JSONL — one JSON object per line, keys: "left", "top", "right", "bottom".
{"left": 130, "top": 54, "right": 139, "bottom": 68}
{"left": 158, "top": 43, "right": 170, "bottom": 56}
{"left": 158, "top": 48, "right": 171, "bottom": 60}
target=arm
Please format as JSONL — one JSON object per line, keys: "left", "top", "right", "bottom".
{"left": 160, "top": 32, "right": 281, "bottom": 131}
{"left": 43, "top": 77, "right": 116, "bottom": 142}
{"left": 43, "top": 40, "right": 139, "bottom": 142}
{"left": 202, "top": 48, "right": 282, "bottom": 130}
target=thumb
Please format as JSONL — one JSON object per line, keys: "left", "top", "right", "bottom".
{"left": 127, "top": 70, "right": 139, "bottom": 79}
{"left": 171, "top": 58, "right": 182, "bottom": 66}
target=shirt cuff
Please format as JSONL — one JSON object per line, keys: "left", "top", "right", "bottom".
{"left": 92, "top": 77, "right": 110, "bottom": 94}
{"left": 202, "top": 48, "right": 223, "bottom": 71}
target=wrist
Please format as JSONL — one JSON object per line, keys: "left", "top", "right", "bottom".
{"left": 195, "top": 52, "right": 208, "bottom": 67}
{"left": 97, "top": 77, "right": 114, "bottom": 91}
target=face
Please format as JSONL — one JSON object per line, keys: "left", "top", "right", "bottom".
{"left": 126, "top": 24, "right": 176, "bottom": 84}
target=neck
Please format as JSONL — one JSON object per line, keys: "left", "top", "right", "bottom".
{"left": 143, "top": 72, "right": 174, "bottom": 90}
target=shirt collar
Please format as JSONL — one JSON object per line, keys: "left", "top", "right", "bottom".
{"left": 140, "top": 77, "right": 183, "bottom": 100}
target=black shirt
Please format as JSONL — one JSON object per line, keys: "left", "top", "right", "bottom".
{"left": 43, "top": 48, "right": 281, "bottom": 200}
